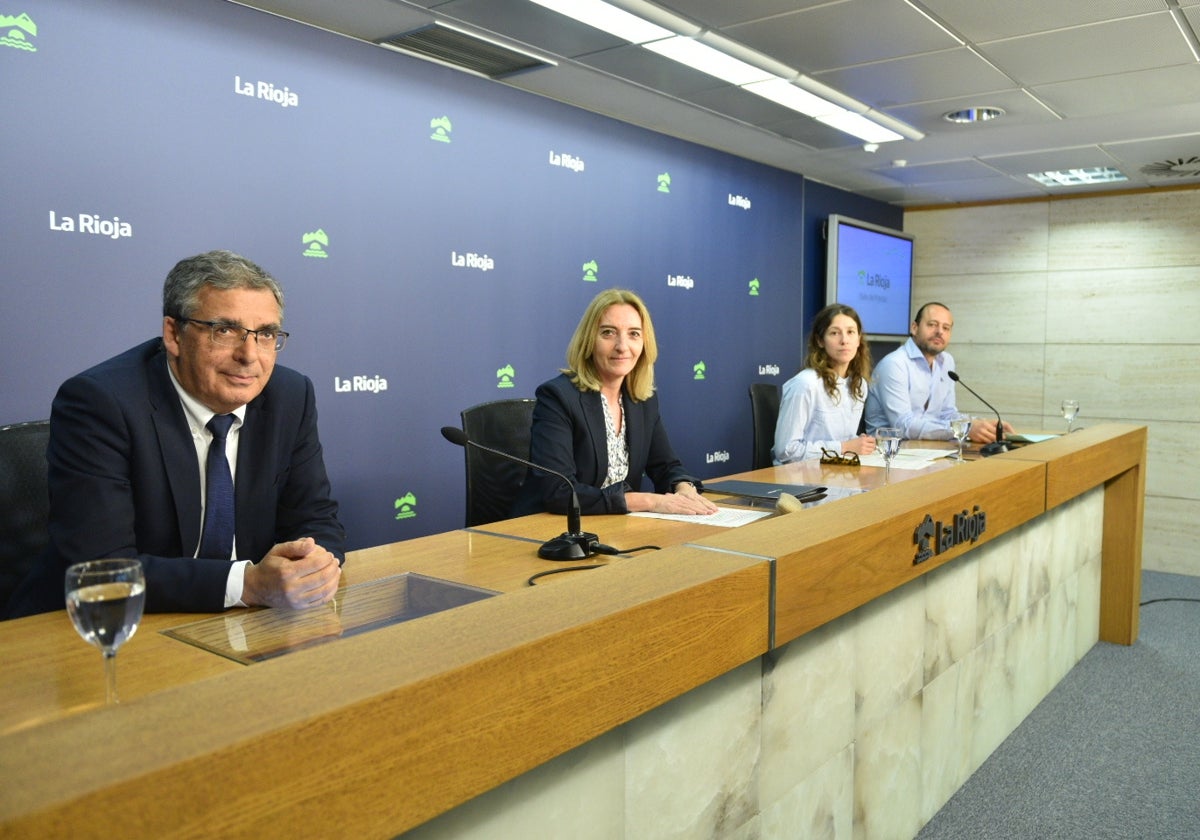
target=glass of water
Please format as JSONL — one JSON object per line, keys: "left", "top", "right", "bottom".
{"left": 950, "top": 413, "right": 972, "bottom": 462}
{"left": 65, "top": 558, "right": 146, "bottom": 704}
{"left": 874, "top": 427, "right": 902, "bottom": 483}
{"left": 1061, "top": 399, "right": 1080, "bottom": 434}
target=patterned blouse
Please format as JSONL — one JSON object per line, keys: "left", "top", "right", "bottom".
{"left": 600, "top": 393, "right": 629, "bottom": 489}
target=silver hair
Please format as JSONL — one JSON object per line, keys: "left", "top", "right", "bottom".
{"left": 162, "top": 250, "right": 284, "bottom": 320}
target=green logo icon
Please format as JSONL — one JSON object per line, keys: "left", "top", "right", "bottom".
{"left": 657, "top": 172, "right": 671, "bottom": 193}
{"left": 430, "top": 116, "right": 452, "bottom": 143}
{"left": 748, "top": 278, "right": 760, "bottom": 296}
{"left": 302, "top": 229, "right": 329, "bottom": 259}
{"left": 582, "top": 260, "right": 598, "bottom": 283}
{"left": 394, "top": 492, "right": 417, "bottom": 520}
{"left": 0, "top": 13, "right": 36, "bottom": 51}
{"left": 497, "top": 364, "right": 515, "bottom": 389}
{"left": 693, "top": 361, "right": 706, "bottom": 381}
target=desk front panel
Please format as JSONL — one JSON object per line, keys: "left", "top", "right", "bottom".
{"left": 0, "top": 548, "right": 769, "bottom": 839}
{"left": 696, "top": 458, "right": 1047, "bottom": 647}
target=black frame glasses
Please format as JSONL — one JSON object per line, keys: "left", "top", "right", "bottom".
{"left": 177, "top": 318, "right": 289, "bottom": 351}
{"left": 819, "top": 448, "right": 860, "bottom": 466}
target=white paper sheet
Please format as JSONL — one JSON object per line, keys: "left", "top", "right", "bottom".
{"left": 628, "top": 507, "right": 773, "bottom": 527}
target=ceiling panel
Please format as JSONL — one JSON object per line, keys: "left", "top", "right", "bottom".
{"left": 877, "top": 159, "right": 1006, "bottom": 185}
{"left": 1103, "top": 137, "right": 1200, "bottom": 183}
{"left": 724, "top": 0, "right": 958, "bottom": 73}
{"left": 655, "top": 0, "right": 834, "bottom": 29}
{"left": 918, "top": 0, "right": 1168, "bottom": 42}
{"left": 1033, "top": 64, "right": 1200, "bottom": 118}
{"left": 229, "top": 0, "right": 1200, "bottom": 206}
{"left": 979, "top": 147, "right": 1123, "bottom": 177}
{"left": 815, "top": 48, "right": 1018, "bottom": 109}
{"left": 981, "top": 14, "right": 1194, "bottom": 86}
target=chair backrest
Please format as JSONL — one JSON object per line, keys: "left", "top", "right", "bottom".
{"left": 0, "top": 420, "right": 51, "bottom": 610}
{"left": 749, "top": 384, "right": 781, "bottom": 470}
{"left": 459, "top": 399, "right": 536, "bottom": 527}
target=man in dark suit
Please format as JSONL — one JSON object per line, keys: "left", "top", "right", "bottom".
{"left": 6, "top": 251, "right": 345, "bottom": 617}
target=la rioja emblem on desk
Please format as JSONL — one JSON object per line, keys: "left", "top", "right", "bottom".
{"left": 914, "top": 506, "right": 987, "bottom": 565}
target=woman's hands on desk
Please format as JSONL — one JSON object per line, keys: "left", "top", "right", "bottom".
{"left": 242, "top": 537, "right": 342, "bottom": 609}
{"left": 625, "top": 483, "right": 720, "bottom": 515}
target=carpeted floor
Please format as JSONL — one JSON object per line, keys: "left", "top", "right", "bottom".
{"left": 916, "top": 571, "right": 1200, "bottom": 840}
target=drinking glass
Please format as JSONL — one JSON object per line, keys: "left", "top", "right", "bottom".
{"left": 1061, "top": 399, "right": 1079, "bottom": 434}
{"left": 874, "top": 427, "right": 902, "bottom": 483}
{"left": 949, "top": 413, "right": 972, "bottom": 462}
{"left": 65, "top": 558, "right": 146, "bottom": 704}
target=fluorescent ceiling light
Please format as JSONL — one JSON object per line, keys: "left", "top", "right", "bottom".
{"left": 643, "top": 36, "right": 774, "bottom": 86}
{"left": 816, "top": 111, "right": 904, "bottom": 144}
{"left": 742, "top": 79, "right": 837, "bottom": 118}
{"left": 527, "top": 0, "right": 672, "bottom": 44}
{"left": 1027, "top": 167, "right": 1128, "bottom": 187}
{"left": 526, "top": 0, "right": 916, "bottom": 145}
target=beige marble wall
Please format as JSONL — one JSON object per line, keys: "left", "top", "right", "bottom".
{"left": 905, "top": 188, "right": 1200, "bottom": 576}
{"left": 400, "top": 490, "right": 1104, "bottom": 840}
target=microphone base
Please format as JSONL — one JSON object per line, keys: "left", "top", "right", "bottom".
{"left": 539, "top": 531, "right": 600, "bottom": 561}
{"left": 980, "top": 441, "right": 1013, "bottom": 457}
{"left": 540, "top": 535, "right": 600, "bottom": 561}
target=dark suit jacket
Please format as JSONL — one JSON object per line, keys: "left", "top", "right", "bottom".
{"left": 5, "top": 339, "right": 345, "bottom": 616}
{"left": 510, "top": 373, "right": 698, "bottom": 516}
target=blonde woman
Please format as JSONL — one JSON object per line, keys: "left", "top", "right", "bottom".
{"left": 511, "top": 288, "right": 716, "bottom": 517}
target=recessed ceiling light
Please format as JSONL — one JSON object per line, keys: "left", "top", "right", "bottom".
{"left": 943, "top": 107, "right": 1004, "bottom": 124}
{"left": 1027, "top": 167, "right": 1128, "bottom": 187}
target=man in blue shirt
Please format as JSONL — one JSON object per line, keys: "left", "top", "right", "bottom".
{"left": 864, "top": 302, "right": 1009, "bottom": 443}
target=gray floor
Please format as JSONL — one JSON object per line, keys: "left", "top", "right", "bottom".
{"left": 917, "top": 571, "right": 1200, "bottom": 840}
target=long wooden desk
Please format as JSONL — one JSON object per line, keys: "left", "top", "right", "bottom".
{"left": 0, "top": 424, "right": 1145, "bottom": 838}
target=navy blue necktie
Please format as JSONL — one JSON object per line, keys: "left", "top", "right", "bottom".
{"left": 198, "top": 414, "right": 235, "bottom": 560}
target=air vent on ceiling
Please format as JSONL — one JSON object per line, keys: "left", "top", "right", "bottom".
{"left": 378, "top": 23, "right": 552, "bottom": 79}
{"left": 1139, "top": 157, "right": 1200, "bottom": 178}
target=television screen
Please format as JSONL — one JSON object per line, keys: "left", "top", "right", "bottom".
{"left": 824, "top": 215, "right": 914, "bottom": 339}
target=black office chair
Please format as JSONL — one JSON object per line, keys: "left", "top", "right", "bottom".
{"left": 0, "top": 420, "right": 51, "bottom": 612}
{"left": 459, "top": 399, "right": 536, "bottom": 527}
{"left": 749, "top": 383, "right": 781, "bottom": 470}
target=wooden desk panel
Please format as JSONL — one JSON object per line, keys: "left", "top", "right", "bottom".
{"left": 999, "top": 423, "right": 1147, "bottom": 644}
{"left": 470, "top": 510, "right": 735, "bottom": 554}
{"left": 0, "top": 549, "right": 769, "bottom": 839}
{"left": 0, "top": 531, "right": 545, "bottom": 737}
{"left": 346, "top": 527, "right": 551, "bottom": 592}
{"left": 0, "top": 610, "right": 240, "bottom": 737}
{"left": 0, "top": 425, "right": 1146, "bottom": 838}
{"left": 998, "top": 423, "right": 1146, "bottom": 509}
{"left": 696, "top": 459, "right": 1047, "bottom": 647}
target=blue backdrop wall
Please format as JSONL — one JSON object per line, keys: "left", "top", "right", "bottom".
{"left": 0, "top": 0, "right": 903, "bottom": 549}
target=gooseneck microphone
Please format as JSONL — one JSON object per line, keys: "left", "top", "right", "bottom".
{"left": 440, "top": 427, "right": 600, "bottom": 560}
{"left": 946, "top": 371, "right": 1011, "bottom": 456}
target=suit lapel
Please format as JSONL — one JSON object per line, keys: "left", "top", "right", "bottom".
{"left": 623, "top": 391, "right": 645, "bottom": 467}
{"left": 147, "top": 349, "right": 204, "bottom": 554}
{"left": 578, "top": 387, "right": 608, "bottom": 482}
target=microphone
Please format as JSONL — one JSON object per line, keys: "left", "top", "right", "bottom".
{"left": 440, "top": 426, "right": 599, "bottom": 560}
{"left": 946, "top": 371, "right": 1011, "bottom": 456}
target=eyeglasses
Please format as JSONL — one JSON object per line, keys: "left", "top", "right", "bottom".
{"left": 177, "top": 318, "right": 289, "bottom": 352}
{"left": 820, "top": 448, "right": 859, "bottom": 466}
